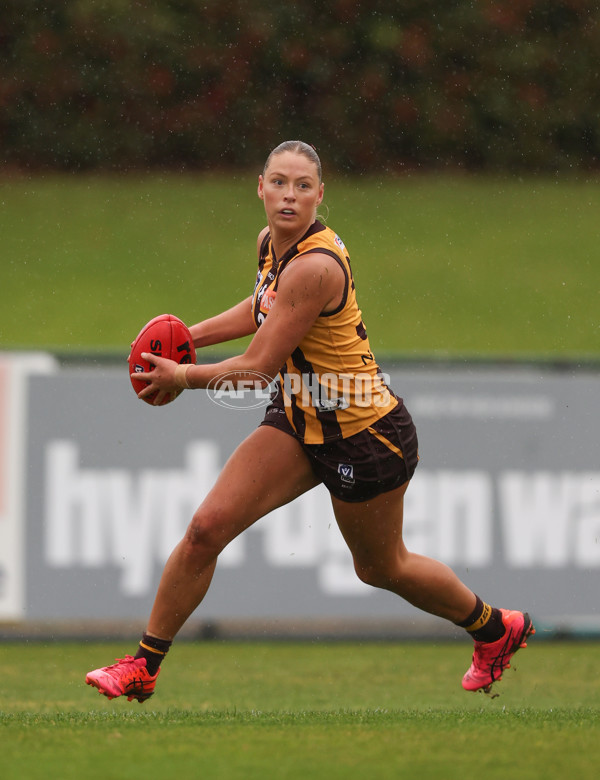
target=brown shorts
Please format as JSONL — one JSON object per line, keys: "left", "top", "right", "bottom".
{"left": 260, "top": 398, "right": 419, "bottom": 503}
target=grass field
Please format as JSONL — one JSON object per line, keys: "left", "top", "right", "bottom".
{"left": 1, "top": 173, "right": 598, "bottom": 359}
{"left": 1, "top": 640, "right": 599, "bottom": 779}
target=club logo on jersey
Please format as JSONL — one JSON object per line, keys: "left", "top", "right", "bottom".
{"left": 334, "top": 234, "right": 346, "bottom": 252}
{"left": 338, "top": 463, "right": 355, "bottom": 484}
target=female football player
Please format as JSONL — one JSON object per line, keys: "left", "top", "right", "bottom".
{"left": 86, "top": 141, "right": 533, "bottom": 702}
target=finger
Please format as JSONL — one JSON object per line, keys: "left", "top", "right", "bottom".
{"left": 153, "top": 389, "right": 169, "bottom": 406}
{"left": 131, "top": 371, "right": 153, "bottom": 382}
{"left": 137, "top": 383, "right": 156, "bottom": 400}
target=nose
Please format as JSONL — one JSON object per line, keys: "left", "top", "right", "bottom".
{"left": 283, "top": 183, "right": 295, "bottom": 200}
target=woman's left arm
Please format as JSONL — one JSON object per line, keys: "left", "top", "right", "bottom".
{"left": 134, "top": 252, "right": 344, "bottom": 404}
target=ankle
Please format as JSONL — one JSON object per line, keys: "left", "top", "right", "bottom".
{"left": 134, "top": 632, "right": 172, "bottom": 676}
{"left": 456, "top": 596, "right": 505, "bottom": 643}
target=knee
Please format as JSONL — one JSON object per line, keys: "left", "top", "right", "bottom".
{"left": 353, "top": 559, "right": 394, "bottom": 590}
{"left": 182, "top": 505, "right": 232, "bottom": 560}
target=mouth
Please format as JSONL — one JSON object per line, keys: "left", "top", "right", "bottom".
{"left": 280, "top": 208, "right": 296, "bottom": 217}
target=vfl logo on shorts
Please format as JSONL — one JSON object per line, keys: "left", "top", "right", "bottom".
{"left": 338, "top": 463, "right": 355, "bottom": 484}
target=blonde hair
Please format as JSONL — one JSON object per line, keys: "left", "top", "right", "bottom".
{"left": 263, "top": 140, "right": 322, "bottom": 182}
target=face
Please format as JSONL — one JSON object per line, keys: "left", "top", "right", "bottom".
{"left": 258, "top": 151, "right": 324, "bottom": 232}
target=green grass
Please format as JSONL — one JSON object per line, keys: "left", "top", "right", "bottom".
{"left": 1, "top": 640, "right": 598, "bottom": 779}
{"left": 1, "top": 173, "right": 598, "bottom": 359}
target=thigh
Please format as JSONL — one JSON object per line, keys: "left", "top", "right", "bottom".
{"left": 331, "top": 482, "right": 410, "bottom": 566}
{"left": 195, "top": 424, "right": 320, "bottom": 546}
{"left": 303, "top": 401, "right": 419, "bottom": 502}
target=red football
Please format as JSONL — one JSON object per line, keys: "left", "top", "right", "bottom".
{"left": 129, "top": 314, "right": 196, "bottom": 405}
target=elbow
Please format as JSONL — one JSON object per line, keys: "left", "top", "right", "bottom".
{"left": 246, "top": 359, "right": 283, "bottom": 383}
{"left": 240, "top": 347, "right": 286, "bottom": 382}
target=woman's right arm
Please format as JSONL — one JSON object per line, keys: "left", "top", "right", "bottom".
{"left": 188, "top": 296, "right": 257, "bottom": 348}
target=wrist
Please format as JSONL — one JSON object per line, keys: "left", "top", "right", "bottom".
{"left": 174, "top": 363, "right": 192, "bottom": 389}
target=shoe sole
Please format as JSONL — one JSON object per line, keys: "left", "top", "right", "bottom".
{"left": 477, "top": 611, "right": 536, "bottom": 695}
{"left": 126, "top": 691, "right": 154, "bottom": 703}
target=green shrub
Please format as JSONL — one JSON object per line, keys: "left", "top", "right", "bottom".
{"left": 1, "top": 0, "right": 598, "bottom": 172}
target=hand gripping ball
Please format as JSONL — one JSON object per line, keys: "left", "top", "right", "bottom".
{"left": 129, "top": 314, "right": 196, "bottom": 405}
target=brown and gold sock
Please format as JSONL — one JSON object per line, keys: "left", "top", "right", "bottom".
{"left": 134, "top": 633, "right": 172, "bottom": 676}
{"left": 456, "top": 596, "right": 505, "bottom": 643}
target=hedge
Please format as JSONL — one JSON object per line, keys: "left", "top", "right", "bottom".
{"left": 0, "top": 0, "right": 598, "bottom": 172}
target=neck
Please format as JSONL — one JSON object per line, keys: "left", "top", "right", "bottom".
{"left": 269, "top": 220, "right": 316, "bottom": 258}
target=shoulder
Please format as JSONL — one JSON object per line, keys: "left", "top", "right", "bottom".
{"left": 279, "top": 248, "right": 346, "bottom": 305}
{"left": 301, "top": 222, "right": 346, "bottom": 249}
{"left": 256, "top": 226, "right": 270, "bottom": 259}
{"left": 295, "top": 224, "right": 349, "bottom": 278}
{"left": 295, "top": 225, "right": 349, "bottom": 271}
{"left": 290, "top": 226, "right": 349, "bottom": 313}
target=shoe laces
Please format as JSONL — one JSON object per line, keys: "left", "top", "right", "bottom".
{"left": 471, "top": 630, "right": 514, "bottom": 674}
{"left": 106, "top": 655, "right": 137, "bottom": 669}
{"left": 104, "top": 655, "right": 148, "bottom": 681}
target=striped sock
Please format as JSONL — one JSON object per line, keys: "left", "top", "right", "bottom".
{"left": 457, "top": 596, "right": 505, "bottom": 643}
{"left": 134, "top": 633, "right": 172, "bottom": 676}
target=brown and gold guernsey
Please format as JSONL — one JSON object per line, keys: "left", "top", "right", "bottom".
{"left": 251, "top": 220, "right": 397, "bottom": 444}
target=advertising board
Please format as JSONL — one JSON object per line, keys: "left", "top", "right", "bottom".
{"left": 9, "top": 357, "right": 597, "bottom": 632}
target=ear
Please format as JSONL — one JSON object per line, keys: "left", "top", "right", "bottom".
{"left": 257, "top": 175, "right": 264, "bottom": 200}
{"left": 316, "top": 181, "right": 324, "bottom": 206}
